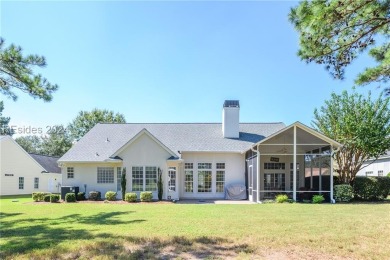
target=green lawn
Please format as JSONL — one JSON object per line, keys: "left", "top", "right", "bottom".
{"left": 1, "top": 196, "right": 389, "bottom": 259}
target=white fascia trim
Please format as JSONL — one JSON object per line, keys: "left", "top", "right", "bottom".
{"left": 179, "top": 150, "right": 243, "bottom": 154}
{"left": 253, "top": 121, "right": 342, "bottom": 148}
{"left": 58, "top": 160, "right": 122, "bottom": 164}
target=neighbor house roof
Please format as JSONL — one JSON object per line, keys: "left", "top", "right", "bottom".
{"left": 29, "top": 154, "right": 61, "bottom": 173}
{"left": 58, "top": 123, "right": 286, "bottom": 163}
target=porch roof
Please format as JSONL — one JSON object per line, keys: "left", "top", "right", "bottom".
{"left": 251, "top": 122, "right": 341, "bottom": 154}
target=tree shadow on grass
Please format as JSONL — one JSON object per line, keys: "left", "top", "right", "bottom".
{"left": 0, "top": 212, "right": 23, "bottom": 219}
{"left": 1, "top": 210, "right": 255, "bottom": 259}
{"left": 43, "top": 235, "right": 255, "bottom": 260}
{"left": 0, "top": 211, "right": 145, "bottom": 258}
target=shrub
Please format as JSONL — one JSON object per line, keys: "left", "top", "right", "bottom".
{"left": 275, "top": 194, "right": 289, "bottom": 203}
{"left": 387, "top": 172, "right": 390, "bottom": 177}
{"left": 50, "top": 194, "right": 60, "bottom": 203}
{"left": 312, "top": 195, "right": 325, "bottom": 204}
{"left": 157, "top": 168, "right": 163, "bottom": 201}
{"left": 125, "top": 193, "right": 137, "bottom": 202}
{"left": 77, "top": 192, "right": 85, "bottom": 201}
{"left": 105, "top": 191, "right": 117, "bottom": 201}
{"left": 65, "top": 193, "right": 76, "bottom": 202}
{"left": 353, "top": 177, "right": 390, "bottom": 200}
{"left": 378, "top": 177, "right": 390, "bottom": 198}
{"left": 89, "top": 191, "right": 101, "bottom": 201}
{"left": 121, "top": 168, "right": 127, "bottom": 201}
{"left": 44, "top": 194, "right": 51, "bottom": 202}
{"left": 140, "top": 191, "right": 153, "bottom": 202}
{"left": 334, "top": 184, "right": 354, "bottom": 202}
{"left": 32, "top": 192, "right": 49, "bottom": 202}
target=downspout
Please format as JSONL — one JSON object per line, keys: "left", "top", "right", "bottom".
{"left": 251, "top": 145, "right": 261, "bottom": 203}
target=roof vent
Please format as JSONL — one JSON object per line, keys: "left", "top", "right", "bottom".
{"left": 95, "top": 152, "right": 99, "bottom": 156}
{"left": 105, "top": 137, "right": 109, "bottom": 142}
{"left": 223, "top": 100, "right": 239, "bottom": 108}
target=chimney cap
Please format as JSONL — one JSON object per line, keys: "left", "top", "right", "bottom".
{"left": 223, "top": 100, "right": 239, "bottom": 108}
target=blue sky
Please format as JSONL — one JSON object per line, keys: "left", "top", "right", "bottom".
{"left": 1, "top": 1, "right": 379, "bottom": 136}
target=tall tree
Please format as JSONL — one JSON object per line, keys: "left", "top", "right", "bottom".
{"left": 15, "top": 135, "right": 43, "bottom": 154}
{"left": 41, "top": 125, "right": 73, "bottom": 157}
{"left": 313, "top": 90, "right": 390, "bottom": 184}
{"left": 289, "top": 0, "right": 390, "bottom": 93}
{"left": 0, "top": 38, "right": 58, "bottom": 101}
{"left": 0, "top": 101, "right": 12, "bottom": 135}
{"left": 68, "top": 109, "right": 126, "bottom": 140}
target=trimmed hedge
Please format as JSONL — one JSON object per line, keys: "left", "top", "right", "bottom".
{"left": 125, "top": 193, "right": 137, "bottom": 202}
{"left": 354, "top": 177, "right": 390, "bottom": 201}
{"left": 44, "top": 194, "right": 51, "bottom": 202}
{"left": 65, "top": 193, "right": 76, "bottom": 202}
{"left": 50, "top": 194, "right": 60, "bottom": 203}
{"left": 105, "top": 191, "right": 117, "bottom": 201}
{"left": 89, "top": 191, "right": 101, "bottom": 201}
{"left": 32, "top": 192, "right": 50, "bottom": 202}
{"left": 77, "top": 192, "right": 85, "bottom": 201}
{"left": 312, "top": 195, "right": 325, "bottom": 204}
{"left": 334, "top": 184, "right": 354, "bottom": 202}
{"left": 140, "top": 192, "right": 153, "bottom": 202}
{"left": 275, "top": 194, "right": 288, "bottom": 203}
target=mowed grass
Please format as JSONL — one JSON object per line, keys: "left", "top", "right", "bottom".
{"left": 1, "top": 196, "right": 389, "bottom": 259}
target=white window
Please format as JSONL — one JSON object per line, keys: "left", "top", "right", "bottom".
{"left": 117, "top": 167, "right": 122, "bottom": 191}
{"left": 216, "top": 163, "right": 225, "bottom": 193}
{"left": 168, "top": 167, "right": 176, "bottom": 191}
{"left": 132, "top": 167, "right": 144, "bottom": 191}
{"left": 185, "top": 163, "right": 193, "bottom": 193}
{"left": 19, "top": 177, "right": 24, "bottom": 190}
{"left": 34, "top": 177, "right": 39, "bottom": 189}
{"left": 198, "top": 163, "right": 212, "bottom": 193}
{"left": 145, "top": 167, "right": 157, "bottom": 191}
{"left": 67, "top": 167, "right": 74, "bottom": 179}
{"left": 132, "top": 166, "right": 157, "bottom": 191}
{"left": 365, "top": 171, "right": 373, "bottom": 176}
{"left": 264, "top": 163, "right": 285, "bottom": 170}
{"left": 378, "top": 170, "right": 384, "bottom": 177}
{"left": 97, "top": 167, "right": 114, "bottom": 183}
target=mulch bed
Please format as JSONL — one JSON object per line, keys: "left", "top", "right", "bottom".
{"left": 26, "top": 200, "right": 174, "bottom": 204}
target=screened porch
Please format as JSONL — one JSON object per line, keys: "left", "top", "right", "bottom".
{"left": 245, "top": 122, "right": 341, "bottom": 203}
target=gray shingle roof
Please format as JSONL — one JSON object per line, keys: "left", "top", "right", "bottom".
{"left": 29, "top": 154, "right": 61, "bottom": 173}
{"left": 59, "top": 123, "right": 285, "bottom": 162}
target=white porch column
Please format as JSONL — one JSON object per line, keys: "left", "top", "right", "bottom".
{"left": 330, "top": 146, "right": 334, "bottom": 203}
{"left": 257, "top": 145, "right": 260, "bottom": 202}
{"left": 293, "top": 125, "right": 297, "bottom": 201}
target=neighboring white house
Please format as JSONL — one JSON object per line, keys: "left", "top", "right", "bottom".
{"left": 58, "top": 100, "right": 341, "bottom": 202}
{"left": 356, "top": 151, "right": 390, "bottom": 177}
{"left": 0, "top": 136, "right": 62, "bottom": 195}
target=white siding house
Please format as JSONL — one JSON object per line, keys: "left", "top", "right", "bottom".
{"left": 58, "top": 100, "right": 341, "bottom": 202}
{"left": 356, "top": 152, "right": 390, "bottom": 177}
{"left": 0, "top": 136, "right": 62, "bottom": 195}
